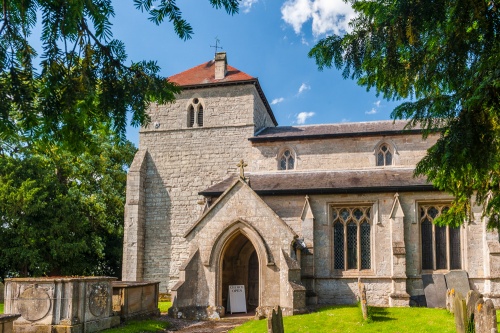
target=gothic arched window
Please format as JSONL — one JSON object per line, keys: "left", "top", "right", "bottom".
{"left": 420, "top": 204, "right": 461, "bottom": 271}
{"left": 279, "top": 149, "right": 295, "bottom": 170}
{"left": 376, "top": 143, "right": 393, "bottom": 166}
{"left": 332, "top": 206, "right": 372, "bottom": 271}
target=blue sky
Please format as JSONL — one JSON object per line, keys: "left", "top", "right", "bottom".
{"left": 109, "top": 0, "right": 402, "bottom": 146}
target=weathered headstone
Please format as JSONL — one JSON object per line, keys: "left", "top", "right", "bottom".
{"left": 453, "top": 291, "right": 467, "bottom": 333}
{"left": 446, "top": 289, "right": 455, "bottom": 313}
{"left": 474, "top": 298, "right": 498, "bottom": 333}
{"left": 445, "top": 271, "right": 471, "bottom": 298}
{"left": 358, "top": 282, "right": 368, "bottom": 320}
{"left": 267, "top": 306, "right": 284, "bottom": 333}
{"left": 422, "top": 274, "right": 447, "bottom": 308}
{"left": 466, "top": 290, "right": 483, "bottom": 320}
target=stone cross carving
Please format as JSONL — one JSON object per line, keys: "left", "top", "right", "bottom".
{"left": 237, "top": 159, "right": 248, "bottom": 179}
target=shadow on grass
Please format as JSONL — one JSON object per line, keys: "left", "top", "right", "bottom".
{"left": 370, "top": 307, "right": 396, "bottom": 322}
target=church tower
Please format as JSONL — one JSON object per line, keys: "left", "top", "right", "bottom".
{"left": 122, "top": 52, "right": 277, "bottom": 290}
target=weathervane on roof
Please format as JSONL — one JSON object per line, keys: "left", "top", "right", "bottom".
{"left": 210, "top": 37, "right": 223, "bottom": 56}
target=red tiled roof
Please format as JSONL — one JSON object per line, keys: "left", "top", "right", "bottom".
{"left": 168, "top": 60, "right": 256, "bottom": 86}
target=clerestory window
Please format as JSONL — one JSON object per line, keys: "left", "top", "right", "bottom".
{"left": 376, "top": 143, "right": 393, "bottom": 166}
{"left": 332, "top": 206, "right": 371, "bottom": 271}
{"left": 420, "top": 204, "right": 461, "bottom": 271}
{"left": 279, "top": 149, "right": 295, "bottom": 170}
{"left": 188, "top": 105, "right": 195, "bottom": 128}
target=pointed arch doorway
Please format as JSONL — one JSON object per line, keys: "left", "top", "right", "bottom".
{"left": 219, "top": 232, "right": 260, "bottom": 312}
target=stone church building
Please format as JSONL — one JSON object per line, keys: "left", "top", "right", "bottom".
{"left": 122, "top": 52, "right": 500, "bottom": 318}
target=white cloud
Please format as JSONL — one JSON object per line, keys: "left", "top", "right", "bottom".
{"left": 301, "top": 37, "right": 309, "bottom": 46}
{"left": 296, "top": 112, "right": 315, "bottom": 124}
{"left": 281, "top": 0, "right": 357, "bottom": 36}
{"left": 241, "top": 0, "right": 259, "bottom": 13}
{"left": 365, "top": 100, "right": 382, "bottom": 114}
{"left": 271, "top": 97, "right": 285, "bottom": 105}
{"left": 298, "top": 83, "right": 310, "bottom": 95}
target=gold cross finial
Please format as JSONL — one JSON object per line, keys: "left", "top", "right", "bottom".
{"left": 237, "top": 159, "right": 248, "bottom": 179}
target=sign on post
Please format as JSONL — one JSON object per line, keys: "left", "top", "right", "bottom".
{"left": 227, "top": 285, "right": 247, "bottom": 314}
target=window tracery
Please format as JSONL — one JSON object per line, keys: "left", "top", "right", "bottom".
{"left": 187, "top": 98, "right": 204, "bottom": 128}
{"left": 420, "top": 204, "right": 461, "bottom": 271}
{"left": 332, "top": 206, "right": 372, "bottom": 271}
{"left": 376, "top": 143, "right": 393, "bottom": 166}
{"left": 279, "top": 149, "right": 295, "bottom": 170}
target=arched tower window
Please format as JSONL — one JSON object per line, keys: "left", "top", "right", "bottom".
{"left": 376, "top": 143, "right": 393, "bottom": 166}
{"left": 279, "top": 149, "right": 295, "bottom": 170}
{"left": 187, "top": 97, "right": 204, "bottom": 128}
{"left": 187, "top": 105, "right": 195, "bottom": 128}
{"left": 197, "top": 105, "right": 204, "bottom": 127}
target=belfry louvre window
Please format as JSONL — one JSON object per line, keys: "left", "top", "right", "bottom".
{"left": 420, "top": 204, "right": 461, "bottom": 270}
{"left": 376, "top": 144, "right": 393, "bottom": 166}
{"left": 333, "top": 206, "right": 371, "bottom": 270}
{"left": 279, "top": 149, "right": 294, "bottom": 170}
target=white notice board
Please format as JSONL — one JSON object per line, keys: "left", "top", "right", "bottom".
{"left": 227, "top": 285, "right": 247, "bottom": 314}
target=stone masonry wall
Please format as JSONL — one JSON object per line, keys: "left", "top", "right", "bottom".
{"left": 250, "top": 134, "right": 438, "bottom": 172}
{"left": 136, "top": 84, "right": 268, "bottom": 292}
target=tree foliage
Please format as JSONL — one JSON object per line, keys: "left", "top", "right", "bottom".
{"left": 0, "top": 125, "right": 136, "bottom": 279}
{"left": 309, "top": 0, "right": 500, "bottom": 230}
{"left": 0, "top": 0, "right": 239, "bottom": 151}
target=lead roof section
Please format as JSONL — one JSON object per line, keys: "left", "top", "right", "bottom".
{"left": 199, "top": 168, "right": 435, "bottom": 197}
{"left": 250, "top": 120, "right": 424, "bottom": 142}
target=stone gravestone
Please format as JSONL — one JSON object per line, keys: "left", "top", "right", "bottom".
{"left": 358, "top": 282, "right": 368, "bottom": 320}
{"left": 422, "top": 274, "right": 447, "bottom": 308}
{"left": 474, "top": 298, "right": 498, "bottom": 333}
{"left": 466, "top": 290, "right": 483, "bottom": 323}
{"left": 267, "top": 306, "right": 284, "bottom": 333}
{"left": 445, "top": 271, "right": 471, "bottom": 298}
{"left": 446, "top": 289, "right": 455, "bottom": 313}
{"left": 453, "top": 291, "right": 467, "bottom": 333}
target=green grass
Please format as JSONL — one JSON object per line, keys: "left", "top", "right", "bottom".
{"left": 0, "top": 303, "right": 3, "bottom": 314}
{"left": 102, "top": 319, "right": 169, "bottom": 333}
{"left": 231, "top": 306, "right": 459, "bottom": 333}
{"left": 158, "top": 301, "right": 171, "bottom": 313}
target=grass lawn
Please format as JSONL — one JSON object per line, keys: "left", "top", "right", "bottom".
{"left": 158, "top": 301, "right": 171, "bottom": 313}
{"left": 231, "top": 306, "right": 459, "bottom": 333}
{"left": 0, "top": 303, "right": 3, "bottom": 314}
{"left": 103, "top": 319, "right": 169, "bottom": 333}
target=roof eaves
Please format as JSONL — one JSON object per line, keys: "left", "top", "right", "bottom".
{"left": 200, "top": 184, "right": 437, "bottom": 197}
{"left": 249, "top": 129, "right": 424, "bottom": 143}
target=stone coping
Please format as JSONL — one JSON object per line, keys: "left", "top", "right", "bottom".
{"left": 0, "top": 314, "right": 21, "bottom": 322}
{"left": 5, "top": 276, "right": 116, "bottom": 282}
{"left": 112, "top": 281, "right": 160, "bottom": 287}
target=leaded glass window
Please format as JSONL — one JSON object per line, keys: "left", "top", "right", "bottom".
{"left": 331, "top": 206, "right": 372, "bottom": 271}
{"left": 197, "top": 105, "right": 204, "bottom": 127}
{"left": 279, "top": 149, "right": 295, "bottom": 170}
{"left": 360, "top": 222, "right": 371, "bottom": 269}
{"left": 347, "top": 222, "right": 357, "bottom": 269}
{"left": 420, "top": 204, "right": 462, "bottom": 271}
{"left": 188, "top": 105, "right": 195, "bottom": 127}
{"left": 376, "top": 143, "right": 393, "bottom": 166}
{"left": 334, "top": 222, "right": 344, "bottom": 269}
